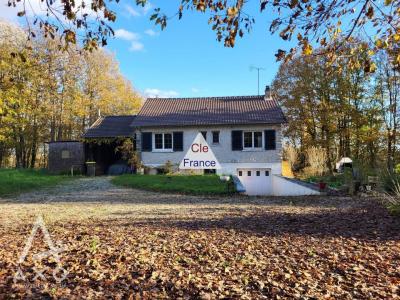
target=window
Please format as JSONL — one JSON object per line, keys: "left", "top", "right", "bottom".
{"left": 164, "top": 133, "right": 172, "bottom": 149}
{"left": 244, "top": 132, "right": 253, "bottom": 148}
{"left": 265, "top": 170, "right": 270, "bottom": 176}
{"left": 254, "top": 132, "right": 262, "bottom": 148}
{"left": 201, "top": 131, "right": 207, "bottom": 140}
{"left": 256, "top": 170, "right": 260, "bottom": 176}
{"left": 243, "top": 131, "right": 263, "bottom": 149}
{"left": 155, "top": 134, "right": 163, "bottom": 149}
{"left": 154, "top": 133, "right": 173, "bottom": 150}
{"left": 212, "top": 131, "right": 220, "bottom": 144}
{"left": 61, "top": 150, "right": 70, "bottom": 159}
{"left": 247, "top": 171, "right": 251, "bottom": 176}
{"left": 238, "top": 170, "right": 242, "bottom": 176}
{"left": 204, "top": 169, "right": 216, "bottom": 175}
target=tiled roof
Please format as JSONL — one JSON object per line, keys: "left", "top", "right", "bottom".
{"left": 131, "top": 95, "right": 286, "bottom": 127}
{"left": 83, "top": 115, "right": 136, "bottom": 138}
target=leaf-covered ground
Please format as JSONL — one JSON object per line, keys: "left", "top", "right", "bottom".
{"left": 0, "top": 178, "right": 399, "bottom": 299}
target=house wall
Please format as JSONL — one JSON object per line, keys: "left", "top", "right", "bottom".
{"left": 136, "top": 124, "right": 282, "bottom": 175}
{"left": 48, "top": 141, "right": 85, "bottom": 174}
{"left": 272, "top": 175, "right": 320, "bottom": 196}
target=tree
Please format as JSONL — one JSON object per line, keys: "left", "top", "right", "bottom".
{"left": 374, "top": 50, "right": 400, "bottom": 171}
{"left": 0, "top": 20, "right": 142, "bottom": 168}
{"left": 6, "top": 0, "right": 400, "bottom": 70}
{"left": 272, "top": 43, "right": 383, "bottom": 172}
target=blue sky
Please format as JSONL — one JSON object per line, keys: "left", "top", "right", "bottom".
{"left": 0, "top": 0, "right": 295, "bottom": 98}
{"left": 104, "top": 1, "right": 293, "bottom": 98}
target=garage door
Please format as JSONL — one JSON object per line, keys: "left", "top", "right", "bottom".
{"left": 237, "top": 168, "right": 272, "bottom": 196}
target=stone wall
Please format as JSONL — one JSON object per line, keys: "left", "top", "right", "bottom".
{"left": 48, "top": 141, "right": 85, "bottom": 174}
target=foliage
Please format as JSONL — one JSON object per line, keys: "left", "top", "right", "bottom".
{"left": 6, "top": 0, "right": 400, "bottom": 71}
{"left": 0, "top": 20, "right": 142, "bottom": 168}
{"left": 283, "top": 144, "right": 298, "bottom": 172}
{"left": 115, "top": 139, "right": 141, "bottom": 169}
{"left": 162, "top": 160, "right": 174, "bottom": 174}
{"left": 112, "top": 174, "right": 231, "bottom": 195}
{"left": 1, "top": 179, "right": 400, "bottom": 298}
{"left": 306, "top": 174, "right": 345, "bottom": 189}
{"left": 273, "top": 43, "right": 394, "bottom": 173}
{"left": 381, "top": 171, "right": 400, "bottom": 216}
{"left": 305, "top": 147, "right": 327, "bottom": 177}
{"left": 0, "top": 169, "right": 72, "bottom": 196}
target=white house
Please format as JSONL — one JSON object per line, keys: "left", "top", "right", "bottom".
{"left": 76, "top": 86, "right": 320, "bottom": 195}
{"left": 128, "top": 87, "right": 320, "bottom": 196}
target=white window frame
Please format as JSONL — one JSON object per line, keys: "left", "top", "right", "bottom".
{"left": 243, "top": 131, "right": 263, "bottom": 150}
{"left": 153, "top": 133, "right": 173, "bottom": 152}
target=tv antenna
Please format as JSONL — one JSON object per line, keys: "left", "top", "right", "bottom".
{"left": 249, "top": 65, "right": 265, "bottom": 95}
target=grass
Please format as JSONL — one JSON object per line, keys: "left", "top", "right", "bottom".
{"left": 0, "top": 168, "right": 73, "bottom": 197}
{"left": 112, "top": 174, "right": 231, "bottom": 195}
{"left": 305, "top": 174, "right": 345, "bottom": 189}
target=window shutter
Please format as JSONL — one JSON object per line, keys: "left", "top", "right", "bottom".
{"left": 141, "top": 132, "right": 152, "bottom": 152}
{"left": 173, "top": 132, "right": 183, "bottom": 151}
{"left": 232, "top": 130, "right": 243, "bottom": 151}
{"left": 264, "top": 130, "right": 276, "bottom": 150}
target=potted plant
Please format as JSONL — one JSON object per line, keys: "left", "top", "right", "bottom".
{"left": 318, "top": 180, "right": 327, "bottom": 191}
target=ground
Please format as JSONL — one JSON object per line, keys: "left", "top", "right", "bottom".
{"left": 0, "top": 177, "right": 399, "bottom": 299}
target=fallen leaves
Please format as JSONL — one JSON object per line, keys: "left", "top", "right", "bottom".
{"left": 0, "top": 189, "right": 400, "bottom": 298}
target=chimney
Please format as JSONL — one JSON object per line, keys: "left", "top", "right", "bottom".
{"left": 264, "top": 85, "right": 272, "bottom": 100}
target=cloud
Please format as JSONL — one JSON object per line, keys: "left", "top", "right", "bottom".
{"left": 144, "top": 29, "right": 158, "bottom": 37}
{"left": 129, "top": 41, "right": 144, "bottom": 52}
{"left": 114, "top": 29, "right": 139, "bottom": 41}
{"left": 124, "top": 2, "right": 153, "bottom": 18}
{"left": 0, "top": 0, "right": 51, "bottom": 22}
{"left": 144, "top": 89, "right": 179, "bottom": 98}
{"left": 142, "top": 2, "right": 153, "bottom": 15}
{"left": 114, "top": 28, "right": 144, "bottom": 51}
{"left": 191, "top": 88, "right": 200, "bottom": 93}
{"left": 125, "top": 5, "right": 140, "bottom": 17}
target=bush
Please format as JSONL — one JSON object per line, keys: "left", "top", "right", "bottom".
{"left": 283, "top": 145, "right": 298, "bottom": 171}
{"left": 380, "top": 171, "right": 400, "bottom": 216}
{"left": 305, "top": 146, "right": 327, "bottom": 176}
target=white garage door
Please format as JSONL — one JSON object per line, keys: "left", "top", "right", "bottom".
{"left": 237, "top": 168, "right": 272, "bottom": 196}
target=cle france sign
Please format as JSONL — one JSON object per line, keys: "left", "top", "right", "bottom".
{"left": 179, "top": 133, "right": 221, "bottom": 169}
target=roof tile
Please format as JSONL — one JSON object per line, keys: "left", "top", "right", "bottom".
{"left": 131, "top": 95, "right": 286, "bottom": 127}
{"left": 83, "top": 115, "right": 136, "bottom": 138}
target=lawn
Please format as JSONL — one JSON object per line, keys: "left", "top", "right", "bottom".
{"left": 0, "top": 169, "right": 72, "bottom": 197}
{"left": 112, "top": 174, "right": 231, "bottom": 195}
{"left": 305, "top": 174, "right": 345, "bottom": 189}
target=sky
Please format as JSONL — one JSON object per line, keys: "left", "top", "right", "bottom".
{"left": 0, "top": 0, "right": 294, "bottom": 98}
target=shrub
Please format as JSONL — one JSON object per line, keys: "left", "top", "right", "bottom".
{"left": 163, "top": 160, "right": 174, "bottom": 174}
{"left": 283, "top": 144, "right": 298, "bottom": 172}
{"left": 305, "top": 146, "right": 327, "bottom": 176}
{"left": 377, "top": 170, "right": 400, "bottom": 216}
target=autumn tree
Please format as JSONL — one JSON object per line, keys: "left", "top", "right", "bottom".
{"left": 374, "top": 50, "right": 400, "bottom": 171}
{"left": 273, "top": 43, "right": 383, "bottom": 172}
{"left": 0, "top": 20, "right": 142, "bottom": 168}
